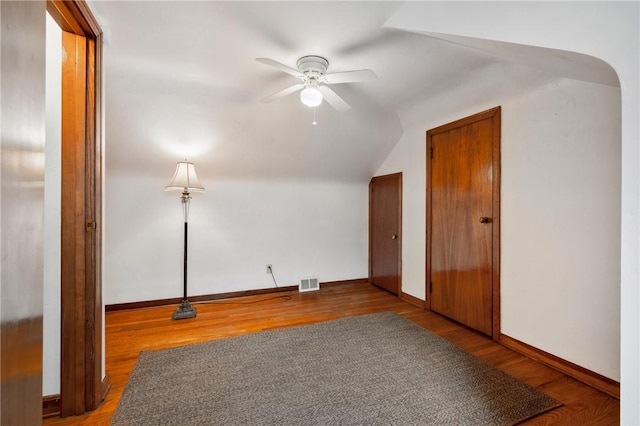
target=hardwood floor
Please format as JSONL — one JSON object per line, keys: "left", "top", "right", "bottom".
{"left": 43, "top": 283, "right": 619, "bottom": 425}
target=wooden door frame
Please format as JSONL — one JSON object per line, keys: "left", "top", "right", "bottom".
{"left": 369, "top": 172, "right": 403, "bottom": 295}
{"left": 426, "top": 106, "right": 501, "bottom": 340}
{"left": 47, "top": 0, "right": 106, "bottom": 416}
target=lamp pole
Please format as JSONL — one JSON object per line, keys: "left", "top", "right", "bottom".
{"left": 165, "top": 161, "right": 204, "bottom": 320}
{"left": 183, "top": 210, "right": 188, "bottom": 302}
{"left": 172, "top": 190, "right": 196, "bottom": 320}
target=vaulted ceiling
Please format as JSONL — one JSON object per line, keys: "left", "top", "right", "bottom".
{"left": 90, "top": 1, "right": 617, "bottom": 182}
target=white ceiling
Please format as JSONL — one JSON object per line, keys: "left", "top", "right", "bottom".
{"left": 90, "top": 1, "right": 617, "bottom": 182}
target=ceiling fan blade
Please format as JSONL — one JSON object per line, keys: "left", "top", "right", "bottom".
{"left": 324, "top": 69, "right": 377, "bottom": 84}
{"left": 260, "top": 83, "right": 305, "bottom": 103}
{"left": 255, "top": 58, "right": 302, "bottom": 78}
{"left": 318, "top": 85, "right": 351, "bottom": 112}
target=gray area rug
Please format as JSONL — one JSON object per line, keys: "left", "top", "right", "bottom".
{"left": 111, "top": 312, "right": 561, "bottom": 425}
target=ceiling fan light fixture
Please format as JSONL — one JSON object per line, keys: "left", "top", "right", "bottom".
{"left": 257, "top": 55, "right": 375, "bottom": 111}
{"left": 300, "top": 86, "right": 323, "bottom": 107}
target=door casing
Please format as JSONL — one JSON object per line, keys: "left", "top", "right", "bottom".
{"left": 47, "top": 0, "right": 106, "bottom": 416}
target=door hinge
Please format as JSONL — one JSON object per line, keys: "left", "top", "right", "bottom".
{"left": 429, "top": 146, "right": 434, "bottom": 159}
{"left": 86, "top": 219, "right": 97, "bottom": 230}
{"left": 429, "top": 281, "right": 433, "bottom": 294}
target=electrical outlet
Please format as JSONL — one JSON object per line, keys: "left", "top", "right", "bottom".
{"left": 266, "top": 264, "right": 272, "bottom": 274}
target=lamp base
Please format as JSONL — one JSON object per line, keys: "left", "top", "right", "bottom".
{"left": 172, "top": 299, "right": 197, "bottom": 320}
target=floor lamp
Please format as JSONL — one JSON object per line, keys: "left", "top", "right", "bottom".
{"left": 165, "top": 161, "right": 205, "bottom": 320}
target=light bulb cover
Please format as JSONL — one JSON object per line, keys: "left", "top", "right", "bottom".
{"left": 300, "top": 86, "right": 323, "bottom": 107}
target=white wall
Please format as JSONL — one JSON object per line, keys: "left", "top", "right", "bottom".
{"left": 377, "top": 61, "right": 560, "bottom": 301}
{"left": 43, "top": 12, "right": 62, "bottom": 396}
{"left": 385, "top": 3, "right": 638, "bottom": 422}
{"left": 501, "top": 77, "right": 620, "bottom": 380}
{"left": 104, "top": 173, "right": 368, "bottom": 304}
{"left": 377, "top": 66, "right": 621, "bottom": 381}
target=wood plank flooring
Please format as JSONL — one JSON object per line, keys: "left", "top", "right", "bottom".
{"left": 43, "top": 283, "right": 619, "bottom": 425}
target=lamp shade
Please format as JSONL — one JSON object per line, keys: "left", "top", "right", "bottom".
{"left": 300, "top": 86, "right": 323, "bottom": 107}
{"left": 165, "top": 161, "right": 205, "bottom": 192}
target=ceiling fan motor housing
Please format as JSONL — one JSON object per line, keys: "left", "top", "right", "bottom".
{"left": 297, "top": 55, "right": 329, "bottom": 82}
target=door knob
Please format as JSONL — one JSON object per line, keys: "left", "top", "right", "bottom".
{"left": 391, "top": 235, "right": 397, "bottom": 239}
{"left": 479, "top": 217, "right": 490, "bottom": 224}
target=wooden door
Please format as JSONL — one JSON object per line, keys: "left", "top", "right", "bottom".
{"left": 426, "top": 107, "right": 500, "bottom": 338}
{"left": 369, "top": 173, "right": 402, "bottom": 295}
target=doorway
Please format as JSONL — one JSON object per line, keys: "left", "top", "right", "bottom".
{"left": 46, "top": 0, "right": 105, "bottom": 416}
{"left": 369, "top": 173, "right": 402, "bottom": 295}
{"left": 426, "top": 107, "right": 500, "bottom": 338}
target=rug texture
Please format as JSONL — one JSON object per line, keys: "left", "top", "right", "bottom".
{"left": 111, "top": 312, "right": 560, "bottom": 425}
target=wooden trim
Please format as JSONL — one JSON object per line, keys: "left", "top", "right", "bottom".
{"left": 398, "top": 174, "right": 403, "bottom": 295}
{"left": 425, "top": 135, "right": 432, "bottom": 308}
{"left": 106, "top": 290, "right": 297, "bottom": 312}
{"left": 425, "top": 106, "right": 501, "bottom": 340}
{"left": 60, "top": 30, "right": 89, "bottom": 417}
{"left": 427, "top": 107, "right": 500, "bottom": 134}
{"left": 400, "top": 292, "right": 426, "bottom": 309}
{"left": 101, "top": 374, "right": 111, "bottom": 402}
{"left": 51, "top": 0, "right": 104, "bottom": 417}
{"left": 322, "top": 278, "right": 368, "bottom": 287}
{"left": 42, "top": 375, "right": 108, "bottom": 420}
{"left": 499, "top": 334, "right": 620, "bottom": 399}
{"left": 47, "top": 0, "right": 100, "bottom": 36}
{"left": 47, "top": 1, "right": 84, "bottom": 34}
{"left": 106, "top": 278, "right": 369, "bottom": 312}
{"left": 42, "top": 395, "right": 61, "bottom": 420}
{"left": 84, "top": 32, "right": 103, "bottom": 413}
{"left": 490, "top": 107, "right": 501, "bottom": 340}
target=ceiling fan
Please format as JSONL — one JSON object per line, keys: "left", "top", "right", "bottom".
{"left": 256, "top": 55, "right": 377, "bottom": 112}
